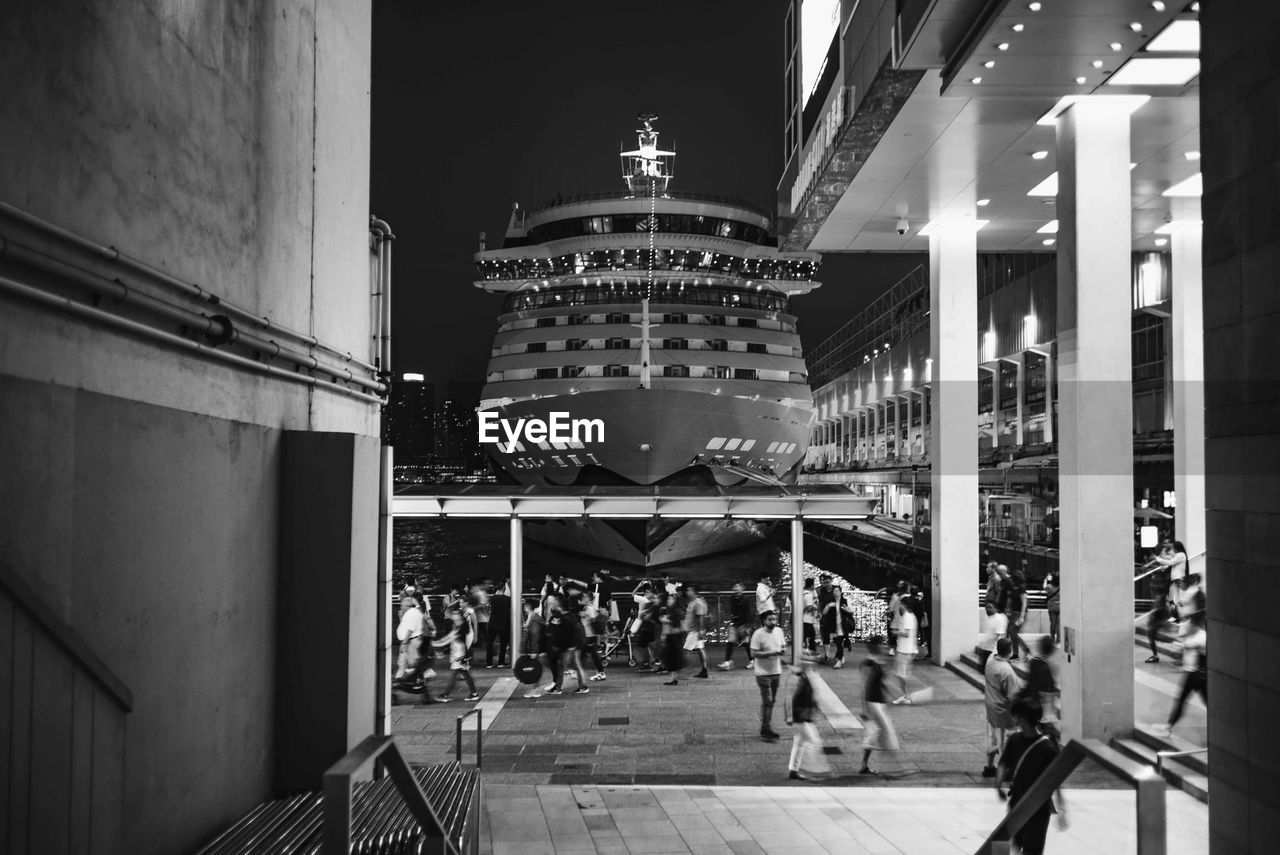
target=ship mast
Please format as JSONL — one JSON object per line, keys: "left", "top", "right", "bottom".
{"left": 620, "top": 113, "right": 674, "bottom": 390}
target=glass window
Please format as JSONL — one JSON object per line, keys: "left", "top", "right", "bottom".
{"left": 664, "top": 365, "right": 690, "bottom": 378}
{"left": 526, "top": 342, "right": 546, "bottom": 353}
{"left": 606, "top": 338, "right": 629, "bottom": 350}
{"left": 566, "top": 339, "right": 585, "bottom": 351}
{"left": 536, "top": 317, "right": 558, "bottom": 327}
{"left": 562, "top": 366, "right": 583, "bottom": 378}
{"left": 666, "top": 338, "right": 688, "bottom": 350}
{"left": 535, "top": 368, "right": 558, "bottom": 379}
{"left": 747, "top": 343, "right": 766, "bottom": 354}
{"left": 737, "top": 318, "right": 758, "bottom": 328}
{"left": 734, "top": 368, "right": 757, "bottom": 380}
{"left": 605, "top": 365, "right": 630, "bottom": 377}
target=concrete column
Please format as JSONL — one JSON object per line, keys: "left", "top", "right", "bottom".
{"left": 990, "top": 366, "right": 1001, "bottom": 448}
{"left": 509, "top": 517, "right": 524, "bottom": 661}
{"left": 1055, "top": 99, "right": 1136, "bottom": 741}
{"left": 1043, "top": 348, "right": 1055, "bottom": 444}
{"left": 1170, "top": 221, "right": 1206, "bottom": 579}
{"left": 929, "top": 219, "right": 979, "bottom": 665}
{"left": 1015, "top": 356, "right": 1025, "bottom": 446}
{"left": 893, "top": 396, "right": 902, "bottom": 458}
{"left": 790, "top": 518, "right": 804, "bottom": 666}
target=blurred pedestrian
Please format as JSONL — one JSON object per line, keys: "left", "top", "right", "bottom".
{"left": 996, "top": 699, "right": 1067, "bottom": 855}
{"left": 521, "top": 597, "right": 548, "bottom": 699}
{"left": 983, "top": 637, "right": 1023, "bottom": 777}
{"left": 787, "top": 658, "right": 832, "bottom": 780}
{"left": 433, "top": 608, "right": 479, "bottom": 703}
{"left": 681, "top": 582, "right": 710, "bottom": 680}
{"left": 859, "top": 657, "right": 900, "bottom": 774}
{"left": 1043, "top": 573, "right": 1060, "bottom": 644}
{"left": 756, "top": 572, "right": 777, "bottom": 620}
{"left": 720, "top": 581, "right": 755, "bottom": 670}
{"left": 1157, "top": 609, "right": 1207, "bottom": 738}
{"left": 891, "top": 599, "right": 919, "bottom": 704}
{"left": 1003, "top": 566, "right": 1030, "bottom": 661}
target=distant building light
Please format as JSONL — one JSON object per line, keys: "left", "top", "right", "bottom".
{"left": 1028, "top": 2, "right": 1041, "bottom": 10}
{"left": 1075, "top": 76, "right": 1088, "bottom": 84}
{"left": 1092, "top": 60, "right": 1104, "bottom": 69}
{"left": 1154, "top": 238, "right": 1168, "bottom": 247}
{"left": 984, "top": 60, "right": 996, "bottom": 69}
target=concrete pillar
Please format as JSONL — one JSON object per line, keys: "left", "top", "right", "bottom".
{"left": 790, "top": 518, "right": 804, "bottom": 666}
{"left": 509, "top": 517, "right": 524, "bottom": 660}
{"left": 990, "top": 366, "right": 1001, "bottom": 448}
{"left": 1170, "top": 222, "right": 1206, "bottom": 579}
{"left": 1014, "top": 356, "right": 1025, "bottom": 446}
{"left": 1043, "top": 347, "right": 1055, "bottom": 444}
{"left": 275, "top": 431, "right": 379, "bottom": 791}
{"left": 929, "top": 219, "right": 979, "bottom": 665}
{"left": 893, "top": 396, "right": 902, "bottom": 458}
{"left": 1054, "top": 99, "right": 1136, "bottom": 741}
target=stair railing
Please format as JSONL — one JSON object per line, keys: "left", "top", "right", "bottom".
{"left": 1156, "top": 747, "right": 1207, "bottom": 777}
{"left": 322, "top": 735, "right": 461, "bottom": 855}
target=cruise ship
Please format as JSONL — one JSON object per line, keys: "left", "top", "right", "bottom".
{"left": 475, "top": 115, "right": 821, "bottom": 565}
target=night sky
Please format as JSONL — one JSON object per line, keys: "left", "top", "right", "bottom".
{"left": 371, "top": 0, "right": 924, "bottom": 397}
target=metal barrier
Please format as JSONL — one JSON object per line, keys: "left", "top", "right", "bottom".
{"left": 456, "top": 709, "right": 483, "bottom": 768}
{"left": 1156, "top": 747, "right": 1207, "bottom": 778}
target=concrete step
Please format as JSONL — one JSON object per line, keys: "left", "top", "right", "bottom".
{"left": 1078, "top": 738, "right": 1152, "bottom": 785}
{"left": 1133, "top": 724, "right": 1209, "bottom": 776}
{"left": 945, "top": 660, "right": 983, "bottom": 691}
{"left": 1133, "top": 620, "right": 1183, "bottom": 660}
{"left": 1110, "top": 735, "right": 1209, "bottom": 804}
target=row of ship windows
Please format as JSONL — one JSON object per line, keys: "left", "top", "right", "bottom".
{"left": 522, "top": 313, "right": 787, "bottom": 330}
{"left": 480, "top": 253, "right": 814, "bottom": 282}
{"left": 501, "top": 340, "right": 798, "bottom": 356}
{"left": 520, "top": 215, "right": 773, "bottom": 246}
{"left": 494, "top": 366, "right": 778, "bottom": 380}
{"left": 705, "top": 437, "right": 800, "bottom": 456}
{"left": 500, "top": 283, "right": 793, "bottom": 314}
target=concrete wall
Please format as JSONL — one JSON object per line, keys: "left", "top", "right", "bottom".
{"left": 0, "top": 0, "right": 377, "bottom": 852}
{"left": 1201, "top": 3, "right": 1280, "bottom": 853}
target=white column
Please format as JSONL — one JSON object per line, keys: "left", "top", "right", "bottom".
{"left": 1171, "top": 221, "right": 1206, "bottom": 580}
{"left": 790, "top": 518, "right": 804, "bottom": 666}
{"left": 1043, "top": 348, "right": 1055, "bottom": 444}
{"left": 509, "top": 517, "right": 524, "bottom": 661}
{"left": 1055, "top": 99, "right": 1136, "bottom": 741}
{"left": 929, "top": 219, "right": 979, "bottom": 665}
{"left": 1014, "top": 355, "right": 1025, "bottom": 446}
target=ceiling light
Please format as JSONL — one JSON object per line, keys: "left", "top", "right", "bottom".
{"left": 1032, "top": 150, "right": 1049, "bottom": 160}
{"left": 1147, "top": 19, "right": 1200, "bottom": 52}
{"left": 1151, "top": 1, "right": 1166, "bottom": 10}
{"left": 1162, "top": 174, "right": 1202, "bottom": 197}
{"left": 972, "top": 76, "right": 983, "bottom": 84}
{"left": 918, "top": 218, "right": 990, "bottom": 237}
{"left": 1042, "top": 239, "right": 1055, "bottom": 246}
{"left": 984, "top": 60, "right": 996, "bottom": 68}
{"left": 976, "top": 198, "right": 991, "bottom": 207}
{"left": 998, "top": 42, "right": 1010, "bottom": 51}
{"left": 1184, "top": 150, "right": 1201, "bottom": 160}
{"left": 1106, "top": 57, "right": 1200, "bottom": 86}
{"left": 1129, "top": 22, "right": 1143, "bottom": 32}
{"left": 1155, "top": 219, "right": 1202, "bottom": 233}
{"left": 1028, "top": 173, "right": 1058, "bottom": 196}
{"left": 1092, "top": 60, "right": 1104, "bottom": 69}
{"left": 1037, "top": 220, "right": 1059, "bottom": 234}
{"left": 1110, "top": 42, "right": 1124, "bottom": 51}
{"left": 1191, "top": 2, "right": 1200, "bottom": 10}
{"left": 1075, "top": 76, "right": 1088, "bottom": 84}
{"left": 1028, "top": 2, "right": 1041, "bottom": 10}
{"left": 1012, "top": 23, "right": 1025, "bottom": 32}
{"left": 1036, "top": 94, "right": 1150, "bottom": 125}
{"left": 1154, "top": 238, "right": 1168, "bottom": 246}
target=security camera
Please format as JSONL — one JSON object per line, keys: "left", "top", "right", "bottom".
{"left": 896, "top": 218, "right": 909, "bottom": 236}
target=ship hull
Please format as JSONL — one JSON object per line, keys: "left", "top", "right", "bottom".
{"left": 482, "top": 388, "right": 812, "bottom": 566}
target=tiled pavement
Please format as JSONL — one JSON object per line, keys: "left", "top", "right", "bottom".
{"left": 392, "top": 654, "right": 1122, "bottom": 787}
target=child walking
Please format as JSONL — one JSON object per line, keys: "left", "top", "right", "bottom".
{"left": 433, "top": 608, "right": 480, "bottom": 703}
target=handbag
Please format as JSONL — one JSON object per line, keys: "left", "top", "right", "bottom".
{"left": 513, "top": 654, "right": 543, "bottom": 685}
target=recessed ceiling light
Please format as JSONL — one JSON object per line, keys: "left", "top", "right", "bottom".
{"left": 1028, "top": 173, "right": 1059, "bottom": 196}
{"left": 976, "top": 199, "right": 991, "bottom": 207}
{"left": 998, "top": 42, "right": 1010, "bottom": 51}
{"left": 1110, "top": 42, "right": 1124, "bottom": 51}
{"left": 1106, "top": 57, "right": 1200, "bottom": 86}
{"left": 1129, "top": 22, "right": 1143, "bottom": 32}
{"left": 1162, "top": 174, "right": 1202, "bottom": 197}
{"left": 918, "top": 219, "right": 990, "bottom": 237}
{"left": 984, "top": 60, "right": 996, "bottom": 68}
{"left": 1031, "top": 151, "right": 1049, "bottom": 160}
{"left": 1155, "top": 219, "right": 1201, "bottom": 234}
{"left": 1035, "top": 94, "right": 1150, "bottom": 125}
{"left": 1152, "top": 1, "right": 1166, "bottom": 10}
{"left": 1075, "top": 76, "right": 1088, "bottom": 84}
{"left": 1154, "top": 238, "right": 1168, "bottom": 246}
{"left": 971, "top": 77, "right": 983, "bottom": 84}
{"left": 1037, "top": 220, "right": 1059, "bottom": 234}
{"left": 1012, "top": 23, "right": 1025, "bottom": 32}
{"left": 1028, "top": 2, "right": 1041, "bottom": 10}
{"left": 1184, "top": 150, "right": 1201, "bottom": 160}
{"left": 1147, "top": 19, "right": 1200, "bottom": 52}
{"left": 1191, "top": 2, "right": 1200, "bottom": 10}
{"left": 1092, "top": 60, "right": 1104, "bottom": 69}
{"left": 1042, "top": 239, "right": 1055, "bottom": 246}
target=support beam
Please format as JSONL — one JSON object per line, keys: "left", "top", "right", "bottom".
{"left": 1171, "top": 220, "right": 1206, "bottom": 581}
{"left": 929, "top": 218, "right": 979, "bottom": 665}
{"left": 508, "top": 517, "right": 524, "bottom": 661}
{"left": 1014, "top": 356, "right": 1025, "bottom": 447}
{"left": 791, "top": 518, "right": 804, "bottom": 666}
{"left": 1055, "top": 98, "right": 1136, "bottom": 741}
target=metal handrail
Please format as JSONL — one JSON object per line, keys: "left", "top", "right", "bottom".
{"left": 322, "top": 735, "right": 461, "bottom": 855}
{"left": 1156, "top": 747, "right": 1207, "bottom": 777}
{"left": 456, "top": 709, "right": 483, "bottom": 769}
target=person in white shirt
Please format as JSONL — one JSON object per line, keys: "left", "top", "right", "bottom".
{"left": 394, "top": 594, "right": 425, "bottom": 685}
{"left": 750, "top": 610, "right": 786, "bottom": 740}
{"left": 1158, "top": 610, "right": 1207, "bottom": 738}
{"left": 756, "top": 573, "right": 777, "bottom": 619}
{"left": 982, "top": 602, "right": 1009, "bottom": 666}
{"left": 801, "top": 578, "right": 818, "bottom": 655}
{"left": 891, "top": 602, "right": 920, "bottom": 704}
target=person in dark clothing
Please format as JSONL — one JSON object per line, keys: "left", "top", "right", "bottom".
{"left": 996, "top": 699, "right": 1066, "bottom": 855}
{"left": 1144, "top": 542, "right": 1176, "bottom": 663}
{"left": 486, "top": 581, "right": 511, "bottom": 668}
{"left": 719, "top": 581, "right": 755, "bottom": 669}
{"left": 1020, "top": 636, "right": 1061, "bottom": 741}
{"left": 1003, "top": 567, "right": 1030, "bottom": 661}
{"left": 786, "top": 660, "right": 831, "bottom": 780}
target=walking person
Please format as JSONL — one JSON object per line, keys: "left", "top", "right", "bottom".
{"left": 982, "top": 638, "right": 1023, "bottom": 777}
{"left": 821, "top": 586, "right": 849, "bottom": 667}
{"left": 801, "top": 578, "right": 819, "bottom": 655}
{"left": 1002, "top": 566, "right": 1030, "bottom": 661}
{"left": 750, "top": 610, "right": 786, "bottom": 740}
{"left": 1043, "top": 573, "right": 1060, "bottom": 644}
{"left": 1022, "top": 636, "right": 1061, "bottom": 742}
{"left": 579, "top": 591, "right": 608, "bottom": 682}
{"left": 561, "top": 596, "right": 592, "bottom": 694}
{"left": 891, "top": 599, "right": 919, "bottom": 704}
{"left": 486, "top": 580, "right": 510, "bottom": 668}
{"left": 859, "top": 657, "right": 900, "bottom": 774}
{"left": 681, "top": 582, "right": 710, "bottom": 679}
{"left": 787, "top": 657, "right": 832, "bottom": 780}
{"left": 521, "top": 597, "right": 549, "bottom": 699}
{"left": 719, "top": 581, "right": 755, "bottom": 670}
{"left": 885, "top": 580, "right": 908, "bottom": 655}
{"left": 756, "top": 572, "right": 777, "bottom": 620}
{"left": 394, "top": 593, "right": 426, "bottom": 686}
{"left": 543, "top": 595, "right": 568, "bottom": 695}
{"left": 432, "top": 608, "right": 480, "bottom": 703}
{"left": 472, "top": 581, "right": 491, "bottom": 659}
{"left": 1157, "top": 609, "right": 1207, "bottom": 738}
{"left": 995, "top": 699, "right": 1068, "bottom": 855}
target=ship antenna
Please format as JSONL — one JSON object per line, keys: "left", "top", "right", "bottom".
{"left": 620, "top": 112, "right": 674, "bottom": 390}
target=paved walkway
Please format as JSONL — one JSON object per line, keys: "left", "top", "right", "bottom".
{"left": 477, "top": 782, "right": 1208, "bottom": 855}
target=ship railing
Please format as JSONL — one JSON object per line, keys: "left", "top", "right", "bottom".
{"left": 525, "top": 190, "right": 772, "bottom": 218}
